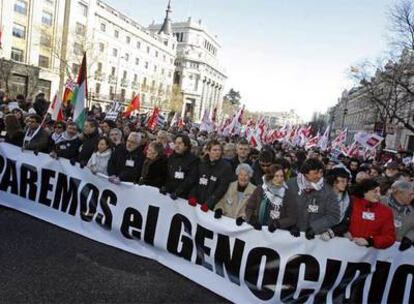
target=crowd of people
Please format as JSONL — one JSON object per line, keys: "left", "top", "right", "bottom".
{"left": 1, "top": 91, "right": 414, "bottom": 251}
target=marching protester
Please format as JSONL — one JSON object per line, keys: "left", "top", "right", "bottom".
{"left": 162, "top": 134, "right": 199, "bottom": 199}
{"left": 3, "top": 114, "right": 24, "bottom": 146}
{"left": 188, "top": 140, "right": 233, "bottom": 211}
{"left": 87, "top": 137, "right": 112, "bottom": 175}
{"left": 49, "top": 121, "right": 66, "bottom": 146}
{"left": 245, "top": 164, "right": 295, "bottom": 231}
{"left": 139, "top": 141, "right": 168, "bottom": 188}
{"left": 381, "top": 180, "right": 414, "bottom": 251}
{"left": 109, "top": 128, "right": 124, "bottom": 147}
{"left": 333, "top": 179, "right": 396, "bottom": 249}
{"left": 230, "top": 138, "right": 252, "bottom": 173}
{"left": 284, "top": 158, "right": 340, "bottom": 239}
{"left": 252, "top": 150, "right": 274, "bottom": 186}
{"left": 214, "top": 163, "right": 256, "bottom": 221}
{"left": 22, "top": 114, "right": 49, "bottom": 153}
{"left": 155, "top": 130, "right": 174, "bottom": 157}
{"left": 107, "top": 132, "right": 145, "bottom": 183}
{"left": 78, "top": 119, "right": 100, "bottom": 166}
{"left": 50, "top": 121, "right": 82, "bottom": 160}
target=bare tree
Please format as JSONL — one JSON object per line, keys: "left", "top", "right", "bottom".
{"left": 0, "top": 58, "right": 15, "bottom": 94}
{"left": 388, "top": 0, "right": 414, "bottom": 52}
{"left": 349, "top": 50, "right": 414, "bottom": 135}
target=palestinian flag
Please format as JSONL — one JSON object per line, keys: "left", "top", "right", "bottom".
{"left": 72, "top": 53, "right": 87, "bottom": 129}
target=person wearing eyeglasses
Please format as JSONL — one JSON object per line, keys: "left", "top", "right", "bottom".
{"left": 252, "top": 150, "right": 274, "bottom": 186}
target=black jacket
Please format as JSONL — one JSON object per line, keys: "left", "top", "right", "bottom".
{"left": 140, "top": 156, "right": 168, "bottom": 188}
{"left": 53, "top": 137, "right": 82, "bottom": 160}
{"left": 78, "top": 131, "right": 100, "bottom": 164}
{"left": 23, "top": 128, "right": 49, "bottom": 153}
{"left": 252, "top": 162, "right": 265, "bottom": 186}
{"left": 107, "top": 144, "right": 145, "bottom": 183}
{"left": 190, "top": 157, "right": 233, "bottom": 209}
{"left": 165, "top": 151, "right": 199, "bottom": 198}
{"left": 5, "top": 131, "right": 24, "bottom": 147}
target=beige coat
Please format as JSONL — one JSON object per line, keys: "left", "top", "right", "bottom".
{"left": 214, "top": 181, "right": 256, "bottom": 219}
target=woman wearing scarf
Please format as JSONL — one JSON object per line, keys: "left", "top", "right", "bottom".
{"left": 245, "top": 164, "right": 295, "bottom": 232}
{"left": 87, "top": 137, "right": 112, "bottom": 175}
{"left": 214, "top": 163, "right": 256, "bottom": 220}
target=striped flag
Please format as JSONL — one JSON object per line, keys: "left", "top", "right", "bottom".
{"left": 147, "top": 107, "right": 160, "bottom": 130}
{"left": 331, "top": 128, "right": 347, "bottom": 149}
{"left": 157, "top": 113, "right": 166, "bottom": 128}
{"left": 71, "top": 53, "right": 88, "bottom": 129}
{"left": 47, "top": 92, "right": 64, "bottom": 122}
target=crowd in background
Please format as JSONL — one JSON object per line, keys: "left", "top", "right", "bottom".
{"left": 1, "top": 91, "right": 414, "bottom": 252}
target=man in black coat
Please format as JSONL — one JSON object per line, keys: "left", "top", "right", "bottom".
{"left": 252, "top": 150, "right": 274, "bottom": 186}
{"left": 230, "top": 138, "right": 252, "bottom": 178}
{"left": 50, "top": 121, "right": 82, "bottom": 160}
{"left": 162, "top": 134, "right": 199, "bottom": 199}
{"left": 189, "top": 140, "right": 232, "bottom": 211}
{"left": 78, "top": 119, "right": 100, "bottom": 165}
{"left": 22, "top": 114, "right": 49, "bottom": 153}
{"left": 107, "top": 132, "right": 145, "bottom": 183}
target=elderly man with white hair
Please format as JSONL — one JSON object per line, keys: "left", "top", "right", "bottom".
{"left": 214, "top": 163, "right": 256, "bottom": 220}
{"left": 382, "top": 180, "right": 414, "bottom": 251}
{"left": 107, "top": 132, "right": 145, "bottom": 183}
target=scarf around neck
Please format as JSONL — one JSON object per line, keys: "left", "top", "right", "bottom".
{"left": 296, "top": 173, "right": 324, "bottom": 195}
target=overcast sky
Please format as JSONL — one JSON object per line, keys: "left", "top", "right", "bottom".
{"left": 107, "top": 0, "right": 396, "bottom": 121}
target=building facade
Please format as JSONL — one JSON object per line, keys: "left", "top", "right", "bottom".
{"left": 260, "top": 110, "right": 302, "bottom": 128}
{"left": 149, "top": 16, "right": 227, "bottom": 122}
{"left": 0, "top": 0, "right": 177, "bottom": 112}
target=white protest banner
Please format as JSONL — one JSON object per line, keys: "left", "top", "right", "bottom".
{"left": 0, "top": 143, "right": 413, "bottom": 304}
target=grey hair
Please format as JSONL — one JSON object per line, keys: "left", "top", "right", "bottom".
{"left": 109, "top": 128, "right": 122, "bottom": 137}
{"left": 236, "top": 163, "right": 254, "bottom": 177}
{"left": 391, "top": 180, "right": 413, "bottom": 192}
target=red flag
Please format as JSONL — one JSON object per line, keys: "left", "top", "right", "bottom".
{"left": 123, "top": 94, "right": 140, "bottom": 118}
{"left": 47, "top": 93, "right": 64, "bottom": 122}
{"left": 147, "top": 107, "right": 160, "bottom": 130}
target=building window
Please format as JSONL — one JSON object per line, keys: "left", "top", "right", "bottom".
{"left": 14, "top": 0, "right": 27, "bottom": 15}
{"left": 145, "top": 62, "right": 149, "bottom": 69}
{"left": 40, "top": 34, "right": 51, "bottom": 47}
{"left": 38, "top": 55, "right": 50, "bottom": 68}
{"left": 44, "top": 0, "right": 54, "bottom": 5}
{"left": 111, "top": 67, "right": 116, "bottom": 76}
{"left": 126, "top": 36, "right": 131, "bottom": 44}
{"left": 72, "top": 63, "right": 80, "bottom": 75}
{"left": 99, "top": 42, "right": 104, "bottom": 52}
{"left": 134, "top": 74, "right": 138, "bottom": 82}
{"left": 97, "top": 62, "right": 102, "bottom": 72}
{"left": 122, "top": 71, "right": 127, "bottom": 79}
{"left": 41, "top": 11, "right": 53, "bottom": 26}
{"left": 163, "top": 55, "right": 166, "bottom": 62}
{"left": 73, "top": 42, "right": 83, "bottom": 55}
{"left": 135, "top": 58, "right": 139, "bottom": 65}
{"left": 12, "top": 23, "right": 26, "bottom": 39}
{"left": 147, "top": 46, "right": 150, "bottom": 53}
{"left": 100, "top": 23, "right": 106, "bottom": 32}
{"left": 112, "top": 48, "right": 118, "bottom": 57}
{"left": 136, "top": 41, "right": 141, "bottom": 49}
{"left": 161, "top": 68, "right": 165, "bottom": 75}
{"left": 114, "top": 30, "right": 119, "bottom": 38}
{"left": 124, "top": 53, "right": 129, "bottom": 61}
{"left": 154, "top": 65, "right": 157, "bottom": 72}
{"left": 78, "top": 2, "right": 88, "bottom": 17}
{"left": 109, "top": 86, "right": 114, "bottom": 100}
{"left": 75, "top": 22, "right": 86, "bottom": 36}
{"left": 11, "top": 48, "right": 24, "bottom": 62}
{"left": 155, "top": 51, "right": 158, "bottom": 58}
{"left": 95, "top": 83, "right": 101, "bottom": 94}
